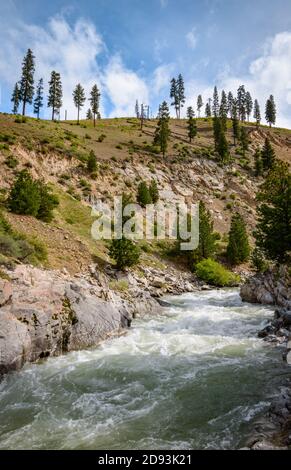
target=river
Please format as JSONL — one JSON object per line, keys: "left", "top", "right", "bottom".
{"left": 0, "top": 289, "right": 289, "bottom": 450}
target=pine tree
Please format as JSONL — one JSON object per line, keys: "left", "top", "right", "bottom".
{"left": 212, "top": 86, "right": 219, "bottom": 117}
{"left": 170, "top": 78, "right": 179, "bottom": 118}
{"left": 227, "top": 91, "right": 234, "bottom": 117}
{"left": 227, "top": 213, "right": 250, "bottom": 265}
{"left": 90, "top": 84, "right": 101, "bottom": 127}
{"left": 109, "top": 237, "right": 140, "bottom": 270}
{"left": 254, "top": 148, "right": 263, "bottom": 177}
{"left": 149, "top": 180, "right": 159, "bottom": 203}
{"left": 137, "top": 181, "right": 152, "bottom": 207}
{"left": 219, "top": 90, "right": 228, "bottom": 130}
{"left": 217, "top": 128, "right": 229, "bottom": 163}
{"left": 177, "top": 74, "right": 186, "bottom": 119}
{"left": 87, "top": 150, "right": 97, "bottom": 174}
{"left": 86, "top": 108, "right": 93, "bottom": 120}
{"left": 254, "top": 161, "right": 291, "bottom": 263}
{"left": 231, "top": 99, "right": 240, "bottom": 146}
{"left": 135, "top": 99, "right": 140, "bottom": 119}
{"left": 48, "top": 71, "right": 63, "bottom": 121}
{"left": 154, "top": 101, "right": 170, "bottom": 157}
{"left": 265, "top": 95, "right": 276, "bottom": 127}
{"left": 33, "top": 78, "right": 44, "bottom": 119}
{"left": 213, "top": 116, "right": 222, "bottom": 151}
{"left": 197, "top": 95, "right": 203, "bottom": 117}
{"left": 19, "top": 49, "right": 35, "bottom": 116}
{"left": 205, "top": 101, "right": 212, "bottom": 118}
{"left": 254, "top": 99, "right": 261, "bottom": 127}
{"left": 187, "top": 106, "right": 197, "bottom": 143}
{"left": 261, "top": 138, "right": 276, "bottom": 171}
{"left": 73, "top": 83, "right": 86, "bottom": 124}
{"left": 245, "top": 91, "right": 253, "bottom": 122}
{"left": 11, "top": 83, "right": 21, "bottom": 114}
{"left": 239, "top": 127, "right": 249, "bottom": 157}
{"left": 192, "top": 201, "right": 217, "bottom": 263}
{"left": 237, "top": 85, "right": 246, "bottom": 121}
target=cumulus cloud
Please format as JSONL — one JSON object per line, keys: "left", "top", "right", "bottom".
{"left": 103, "top": 56, "right": 149, "bottom": 117}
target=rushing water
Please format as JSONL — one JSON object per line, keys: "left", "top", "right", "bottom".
{"left": 0, "top": 289, "right": 289, "bottom": 450}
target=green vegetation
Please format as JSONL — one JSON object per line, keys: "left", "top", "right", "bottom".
{"left": 109, "top": 237, "right": 140, "bottom": 271}
{"left": 195, "top": 258, "right": 240, "bottom": 287}
{"left": 8, "top": 171, "right": 59, "bottom": 222}
{"left": 192, "top": 201, "right": 217, "bottom": 263}
{"left": 226, "top": 213, "right": 250, "bottom": 265}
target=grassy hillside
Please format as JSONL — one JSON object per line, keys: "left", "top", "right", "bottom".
{"left": 0, "top": 112, "right": 290, "bottom": 274}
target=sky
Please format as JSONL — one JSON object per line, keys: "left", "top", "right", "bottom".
{"left": 1, "top": 0, "right": 291, "bottom": 126}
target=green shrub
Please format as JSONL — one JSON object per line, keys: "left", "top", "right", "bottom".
{"left": 5, "top": 155, "right": 19, "bottom": 169}
{"left": 8, "top": 171, "right": 59, "bottom": 222}
{"left": 195, "top": 258, "right": 240, "bottom": 287}
{"left": 251, "top": 248, "right": 269, "bottom": 273}
{"left": 137, "top": 181, "right": 152, "bottom": 207}
{"left": 98, "top": 134, "right": 106, "bottom": 143}
{"left": 109, "top": 237, "right": 140, "bottom": 270}
{"left": 87, "top": 150, "right": 97, "bottom": 174}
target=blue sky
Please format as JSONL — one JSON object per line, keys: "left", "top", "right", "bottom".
{"left": 1, "top": 0, "right": 291, "bottom": 126}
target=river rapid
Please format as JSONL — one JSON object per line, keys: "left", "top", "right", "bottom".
{"left": 0, "top": 289, "right": 289, "bottom": 450}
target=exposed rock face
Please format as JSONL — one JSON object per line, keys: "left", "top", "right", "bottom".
{"left": 0, "top": 263, "right": 198, "bottom": 377}
{"left": 240, "top": 265, "right": 291, "bottom": 309}
{"left": 0, "top": 266, "right": 133, "bottom": 376}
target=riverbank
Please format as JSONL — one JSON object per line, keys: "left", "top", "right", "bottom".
{"left": 0, "top": 263, "right": 199, "bottom": 376}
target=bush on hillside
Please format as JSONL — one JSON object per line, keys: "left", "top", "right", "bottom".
{"left": 109, "top": 237, "right": 140, "bottom": 271}
{"left": 8, "top": 171, "right": 59, "bottom": 222}
{"left": 195, "top": 258, "right": 240, "bottom": 287}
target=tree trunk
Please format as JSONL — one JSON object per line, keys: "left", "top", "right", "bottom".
{"left": 94, "top": 113, "right": 96, "bottom": 128}
{"left": 52, "top": 107, "right": 55, "bottom": 121}
{"left": 77, "top": 107, "right": 80, "bottom": 124}
{"left": 22, "top": 100, "right": 26, "bottom": 117}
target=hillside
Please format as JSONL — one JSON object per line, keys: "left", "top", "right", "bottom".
{"left": 0, "top": 112, "right": 290, "bottom": 275}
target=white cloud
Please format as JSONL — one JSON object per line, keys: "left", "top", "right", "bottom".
{"left": 219, "top": 32, "right": 291, "bottom": 128}
{"left": 151, "top": 63, "right": 175, "bottom": 95}
{"left": 104, "top": 56, "right": 149, "bottom": 117}
{"left": 186, "top": 28, "right": 198, "bottom": 50}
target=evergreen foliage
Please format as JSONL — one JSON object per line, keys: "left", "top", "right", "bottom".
{"left": 226, "top": 213, "right": 250, "bottom": 265}
{"left": 73, "top": 83, "right": 86, "bottom": 124}
{"left": 19, "top": 49, "right": 35, "bottom": 116}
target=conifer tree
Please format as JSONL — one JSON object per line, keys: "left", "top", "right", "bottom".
{"left": 227, "top": 91, "right": 234, "bottom": 117}
{"left": 254, "top": 148, "right": 263, "bottom": 177}
{"left": 213, "top": 116, "right": 221, "bottom": 152}
{"left": 177, "top": 74, "right": 186, "bottom": 119}
{"left": 149, "top": 180, "right": 159, "bottom": 204}
{"left": 219, "top": 90, "right": 228, "bottom": 130}
{"left": 135, "top": 99, "right": 140, "bottom": 119}
{"left": 265, "top": 95, "right": 276, "bottom": 127}
{"left": 227, "top": 213, "right": 250, "bottom": 265}
{"left": 11, "top": 83, "right": 21, "bottom": 114}
{"left": 212, "top": 86, "right": 219, "bottom": 117}
{"left": 192, "top": 201, "right": 217, "bottom": 263}
{"left": 237, "top": 85, "right": 246, "bottom": 121}
{"left": 87, "top": 150, "right": 97, "bottom": 174}
{"left": 197, "top": 95, "right": 203, "bottom": 118}
{"left": 33, "top": 78, "right": 44, "bottom": 119}
{"left": 73, "top": 83, "right": 86, "bottom": 124}
{"left": 245, "top": 91, "right": 253, "bottom": 122}
{"left": 217, "top": 128, "right": 229, "bottom": 163}
{"left": 187, "top": 106, "right": 197, "bottom": 143}
{"left": 19, "top": 49, "right": 35, "bottom": 116}
{"left": 254, "top": 161, "right": 291, "bottom": 263}
{"left": 154, "top": 101, "right": 170, "bottom": 157}
{"left": 239, "top": 127, "right": 249, "bottom": 157}
{"left": 261, "top": 138, "right": 276, "bottom": 171}
{"left": 170, "top": 78, "right": 179, "bottom": 118}
{"left": 205, "top": 101, "right": 212, "bottom": 118}
{"left": 90, "top": 84, "right": 101, "bottom": 127}
{"left": 231, "top": 99, "right": 240, "bottom": 145}
{"left": 254, "top": 99, "right": 261, "bottom": 127}
{"left": 137, "top": 181, "right": 152, "bottom": 207}
{"left": 86, "top": 108, "right": 93, "bottom": 120}
{"left": 48, "top": 71, "right": 63, "bottom": 121}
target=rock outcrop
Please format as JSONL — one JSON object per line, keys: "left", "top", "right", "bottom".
{"left": 240, "top": 265, "right": 291, "bottom": 309}
{"left": 0, "top": 263, "right": 198, "bottom": 376}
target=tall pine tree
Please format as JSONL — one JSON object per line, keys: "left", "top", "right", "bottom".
{"left": 192, "top": 201, "right": 217, "bottom": 263}
{"left": 19, "top": 49, "right": 35, "bottom": 116}
{"left": 227, "top": 91, "right": 234, "bottom": 117}
{"left": 33, "top": 78, "right": 44, "bottom": 119}
{"left": 261, "top": 138, "right": 276, "bottom": 171}
{"left": 265, "top": 95, "right": 276, "bottom": 127}
{"left": 170, "top": 78, "right": 179, "bottom": 118}
{"left": 219, "top": 90, "right": 228, "bottom": 130}
{"left": 187, "top": 106, "right": 197, "bottom": 143}
{"left": 227, "top": 213, "right": 250, "bottom": 265}
{"left": 254, "top": 148, "right": 263, "bottom": 177}
{"left": 154, "top": 101, "right": 170, "bottom": 157}
{"left": 239, "top": 127, "right": 249, "bottom": 157}
{"left": 237, "top": 85, "right": 246, "bottom": 122}
{"left": 212, "top": 86, "right": 219, "bottom": 117}
{"left": 197, "top": 95, "right": 203, "bottom": 117}
{"left": 231, "top": 99, "right": 240, "bottom": 146}
{"left": 90, "top": 84, "right": 101, "bottom": 127}
{"left": 245, "top": 91, "right": 253, "bottom": 122}
{"left": 73, "top": 84, "right": 86, "bottom": 124}
{"left": 177, "top": 74, "right": 186, "bottom": 119}
{"left": 11, "top": 83, "right": 21, "bottom": 114}
{"left": 48, "top": 71, "right": 63, "bottom": 121}
{"left": 253, "top": 99, "right": 261, "bottom": 127}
